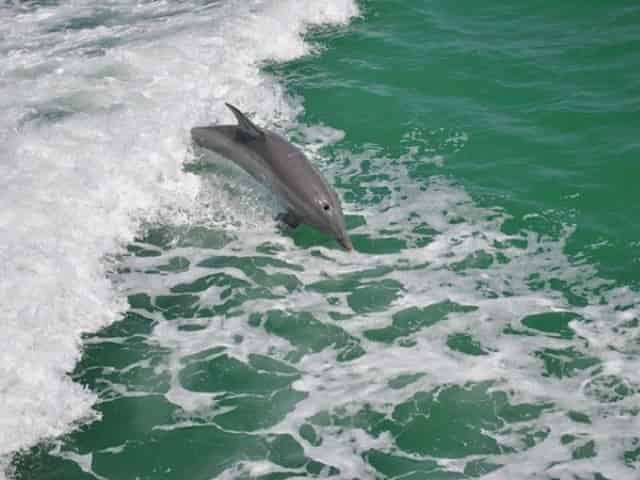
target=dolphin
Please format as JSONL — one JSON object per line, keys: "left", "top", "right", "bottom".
{"left": 191, "top": 103, "right": 353, "bottom": 251}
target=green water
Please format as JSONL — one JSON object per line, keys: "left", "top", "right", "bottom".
{"left": 11, "top": 1, "right": 640, "bottom": 479}
{"left": 285, "top": 0, "right": 640, "bottom": 286}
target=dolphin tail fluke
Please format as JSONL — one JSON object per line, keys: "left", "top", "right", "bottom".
{"left": 225, "top": 103, "right": 265, "bottom": 140}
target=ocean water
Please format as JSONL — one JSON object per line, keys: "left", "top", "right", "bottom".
{"left": 1, "top": 0, "right": 639, "bottom": 479}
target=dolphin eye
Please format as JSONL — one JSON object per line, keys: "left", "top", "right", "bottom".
{"left": 323, "top": 203, "right": 330, "bottom": 212}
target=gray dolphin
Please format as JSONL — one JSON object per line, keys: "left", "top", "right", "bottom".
{"left": 191, "top": 103, "right": 352, "bottom": 251}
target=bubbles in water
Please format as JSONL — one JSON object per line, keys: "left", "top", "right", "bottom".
{"left": 0, "top": 0, "right": 360, "bottom": 468}
{"left": 47, "top": 138, "right": 638, "bottom": 479}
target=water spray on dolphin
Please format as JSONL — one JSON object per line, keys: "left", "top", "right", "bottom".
{"left": 191, "top": 103, "right": 353, "bottom": 251}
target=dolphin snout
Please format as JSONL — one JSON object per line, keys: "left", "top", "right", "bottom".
{"left": 338, "top": 235, "right": 353, "bottom": 252}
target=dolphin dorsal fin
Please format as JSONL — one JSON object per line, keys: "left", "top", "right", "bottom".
{"left": 225, "top": 103, "right": 265, "bottom": 141}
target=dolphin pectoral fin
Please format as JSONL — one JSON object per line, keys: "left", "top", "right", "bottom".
{"left": 225, "top": 103, "right": 265, "bottom": 141}
{"left": 276, "top": 210, "right": 301, "bottom": 229}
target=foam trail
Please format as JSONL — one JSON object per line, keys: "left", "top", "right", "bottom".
{"left": 0, "top": 0, "right": 359, "bottom": 473}
{"left": 107, "top": 142, "right": 640, "bottom": 479}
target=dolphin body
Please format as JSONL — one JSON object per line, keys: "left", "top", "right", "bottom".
{"left": 191, "top": 103, "right": 352, "bottom": 250}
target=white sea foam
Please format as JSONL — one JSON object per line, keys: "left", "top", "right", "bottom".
{"left": 0, "top": 0, "right": 359, "bottom": 474}
{"left": 111, "top": 140, "right": 640, "bottom": 479}
{"left": 3, "top": 0, "right": 638, "bottom": 478}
